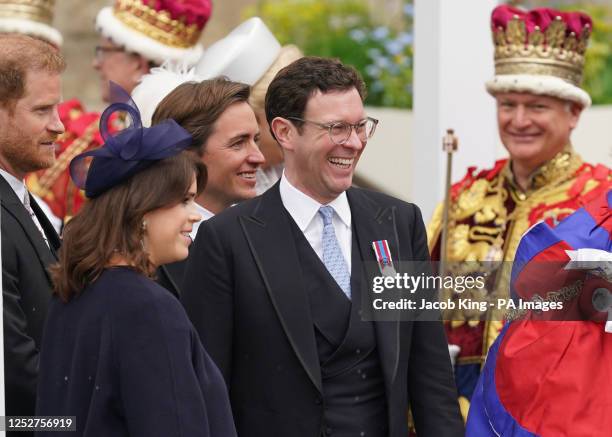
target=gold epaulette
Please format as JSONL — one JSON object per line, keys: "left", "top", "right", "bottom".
{"left": 426, "top": 160, "right": 508, "bottom": 254}
{"left": 426, "top": 202, "right": 444, "bottom": 251}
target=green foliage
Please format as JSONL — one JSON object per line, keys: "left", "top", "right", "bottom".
{"left": 248, "top": 0, "right": 612, "bottom": 107}
{"left": 510, "top": 1, "right": 612, "bottom": 104}
{"left": 244, "top": 0, "right": 414, "bottom": 108}
{"left": 564, "top": 4, "right": 612, "bottom": 105}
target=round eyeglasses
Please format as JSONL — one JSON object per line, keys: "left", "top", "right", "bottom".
{"left": 94, "top": 45, "right": 125, "bottom": 61}
{"left": 288, "top": 116, "right": 379, "bottom": 145}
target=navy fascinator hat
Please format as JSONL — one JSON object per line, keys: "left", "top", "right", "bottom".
{"left": 69, "top": 83, "right": 193, "bottom": 198}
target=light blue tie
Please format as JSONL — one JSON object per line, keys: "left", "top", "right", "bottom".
{"left": 318, "top": 206, "right": 351, "bottom": 299}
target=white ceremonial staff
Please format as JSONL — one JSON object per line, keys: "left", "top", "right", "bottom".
{"left": 439, "top": 128, "right": 458, "bottom": 278}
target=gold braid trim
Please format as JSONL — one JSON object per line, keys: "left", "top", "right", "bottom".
{"left": 499, "top": 151, "right": 584, "bottom": 265}
{"left": 36, "top": 120, "right": 99, "bottom": 198}
{"left": 113, "top": 0, "right": 202, "bottom": 48}
{"left": 456, "top": 355, "right": 486, "bottom": 365}
{"left": 0, "top": 0, "right": 54, "bottom": 25}
{"left": 426, "top": 201, "right": 444, "bottom": 251}
{"left": 493, "top": 15, "right": 591, "bottom": 86}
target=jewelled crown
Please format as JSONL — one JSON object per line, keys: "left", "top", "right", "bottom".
{"left": 0, "top": 0, "right": 53, "bottom": 24}
{"left": 0, "top": 0, "right": 62, "bottom": 45}
{"left": 96, "top": 0, "right": 211, "bottom": 65}
{"left": 113, "top": 0, "right": 207, "bottom": 49}
{"left": 486, "top": 5, "right": 593, "bottom": 107}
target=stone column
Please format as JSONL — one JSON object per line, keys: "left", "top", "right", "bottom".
{"left": 412, "top": 0, "right": 500, "bottom": 221}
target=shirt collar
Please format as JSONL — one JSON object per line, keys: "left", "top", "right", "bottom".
{"left": 279, "top": 171, "right": 351, "bottom": 231}
{"left": 503, "top": 145, "right": 581, "bottom": 194}
{"left": 189, "top": 202, "right": 215, "bottom": 241}
{"left": 0, "top": 168, "right": 27, "bottom": 204}
{"left": 194, "top": 202, "right": 215, "bottom": 221}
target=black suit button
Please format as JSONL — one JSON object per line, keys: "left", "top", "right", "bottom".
{"left": 314, "top": 397, "right": 322, "bottom": 405}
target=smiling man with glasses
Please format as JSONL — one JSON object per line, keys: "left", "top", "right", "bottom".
{"left": 92, "top": 0, "right": 211, "bottom": 104}
{"left": 182, "top": 56, "right": 463, "bottom": 437}
{"left": 91, "top": 39, "right": 148, "bottom": 103}
{"left": 286, "top": 116, "right": 378, "bottom": 146}
{"left": 426, "top": 6, "right": 612, "bottom": 424}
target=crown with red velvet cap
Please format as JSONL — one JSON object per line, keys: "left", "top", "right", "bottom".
{"left": 95, "top": 0, "right": 211, "bottom": 66}
{"left": 486, "top": 5, "right": 592, "bottom": 107}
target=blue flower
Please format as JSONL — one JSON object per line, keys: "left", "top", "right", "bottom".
{"left": 365, "top": 64, "right": 381, "bottom": 78}
{"left": 403, "top": 3, "right": 414, "bottom": 17}
{"left": 385, "top": 40, "right": 404, "bottom": 56}
{"left": 349, "top": 28, "right": 367, "bottom": 42}
{"left": 371, "top": 26, "right": 390, "bottom": 41}
{"left": 375, "top": 56, "right": 392, "bottom": 69}
{"left": 387, "top": 64, "right": 401, "bottom": 75}
{"left": 397, "top": 32, "right": 413, "bottom": 46}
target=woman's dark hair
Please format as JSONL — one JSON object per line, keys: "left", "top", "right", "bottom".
{"left": 51, "top": 152, "right": 206, "bottom": 301}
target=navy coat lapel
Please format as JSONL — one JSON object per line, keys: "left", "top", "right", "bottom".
{"left": 239, "top": 183, "right": 323, "bottom": 393}
{"left": 0, "top": 177, "right": 57, "bottom": 280}
{"left": 347, "top": 188, "right": 401, "bottom": 388}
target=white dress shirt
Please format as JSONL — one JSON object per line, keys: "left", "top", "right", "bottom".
{"left": 255, "top": 164, "right": 284, "bottom": 195}
{"left": 190, "top": 202, "right": 215, "bottom": 240}
{"left": 0, "top": 168, "right": 28, "bottom": 206}
{"left": 279, "top": 172, "right": 352, "bottom": 273}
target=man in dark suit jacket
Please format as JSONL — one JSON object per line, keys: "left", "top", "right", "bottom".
{"left": 182, "top": 56, "right": 463, "bottom": 437}
{"left": 152, "top": 78, "right": 265, "bottom": 295}
{"left": 0, "top": 34, "right": 65, "bottom": 424}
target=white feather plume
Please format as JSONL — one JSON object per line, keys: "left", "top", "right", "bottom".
{"left": 132, "top": 60, "right": 203, "bottom": 127}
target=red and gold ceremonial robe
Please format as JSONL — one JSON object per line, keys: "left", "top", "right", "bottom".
{"left": 426, "top": 148, "right": 611, "bottom": 418}
{"left": 26, "top": 99, "right": 122, "bottom": 224}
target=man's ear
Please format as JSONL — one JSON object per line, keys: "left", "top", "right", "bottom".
{"left": 270, "top": 117, "right": 296, "bottom": 151}
{"left": 568, "top": 102, "right": 583, "bottom": 130}
{"left": 131, "top": 54, "right": 152, "bottom": 83}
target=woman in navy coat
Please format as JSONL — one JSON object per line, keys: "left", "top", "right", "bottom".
{"left": 35, "top": 85, "right": 237, "bottom": 437}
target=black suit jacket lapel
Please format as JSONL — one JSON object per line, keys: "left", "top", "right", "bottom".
{"left": 29, "top": 193, "right": 60, "bottom": 257}
{"left": 0, "top": 177, "right": 57, "bottom": 277}
{"left": 239, "top": 183, "right": 323, "bottom": 393}
{"left": 156, "top": 265, "right": 181, "bottom": 298}
{"left": 348, "top": 188, "right": 401, "bottom": 388}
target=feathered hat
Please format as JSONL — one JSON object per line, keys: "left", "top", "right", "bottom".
{"left": 132, "top": 17, "right": 283, "bottom": 126}
{"left": 70, "top": 83, "right": 192, "bottom": 198}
